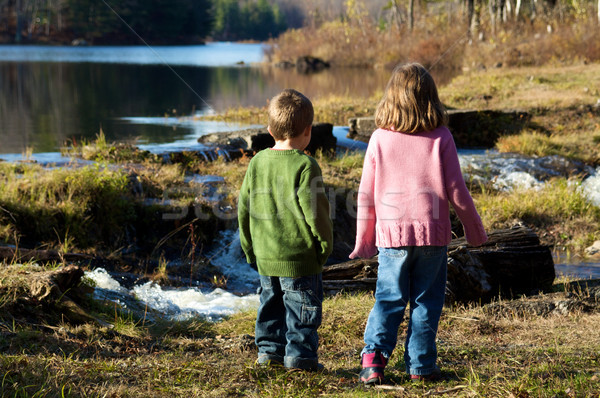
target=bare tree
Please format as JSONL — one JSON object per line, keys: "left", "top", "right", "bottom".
{"left": 467, "top": 0, "right": 474, "bottom": 37}
{"left": 408, "top": 0, "right": 414, "bottom": 30}
{"left": 468, "top": 0, "right": 481, "bottom": 40}
{"left": 515, "top": 0, "right": 522, "bottom": 20}
{"left": 489, "top": 0, "right": 507, "bottom": 33}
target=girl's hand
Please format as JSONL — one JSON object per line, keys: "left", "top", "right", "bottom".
{"left": 349, "top": 247, "right": 378, "bottom": 259}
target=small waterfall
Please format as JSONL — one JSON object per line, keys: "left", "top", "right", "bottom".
{"left": 84, "top": 231, "right": 261, "bottom": 321}
{"left": 207, "top": 229, "right": 260, "bottom": 295}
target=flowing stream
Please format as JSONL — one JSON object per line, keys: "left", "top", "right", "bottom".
{"left": 80, "top": 126, "right": 600, "bottom": 321}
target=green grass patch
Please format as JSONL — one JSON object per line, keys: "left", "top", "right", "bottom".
{"left": 0, "top": 162, "right": 135, "bottom": 250}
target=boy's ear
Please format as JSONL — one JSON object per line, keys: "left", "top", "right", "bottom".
{"left": 304, "top": 125, "right": 312, "bottom": 136}
{"left": 267, "top": 126, "right": 274, "bottom": 137}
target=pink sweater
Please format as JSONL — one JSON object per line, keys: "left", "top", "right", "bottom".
{"left": 350, "top": 126, "right": 488, "bottom": 259}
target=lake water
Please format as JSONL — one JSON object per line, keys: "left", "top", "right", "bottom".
{"left": 0, "top": 42, "right": 393, "bottom": 154}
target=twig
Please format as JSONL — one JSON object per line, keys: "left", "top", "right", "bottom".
{"left": 447, "top": 315, "right": 480, "bottom": 321}
{"left": 423, "top": 385, "right": 467, "bottom": 396}
{"left": 373, "top": 385, "right": 406, "bottom": 391}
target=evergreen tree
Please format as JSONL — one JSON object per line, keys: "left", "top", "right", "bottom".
{"left": 213, "top": 0, "right": 287, "bottom": 41}
{"left": 65, "top": 0, "right": 213, "bottom": 44}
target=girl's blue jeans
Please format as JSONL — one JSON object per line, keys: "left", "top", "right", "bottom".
{"left": 362, "top": 246, "right": 447, "bottom": 376}
{"left": 255, "top": 273, "right": 323, "bottom": 370}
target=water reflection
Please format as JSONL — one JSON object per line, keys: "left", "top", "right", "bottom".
{"left": 0, "top": 61, "right": 396, "bottom": 153}
{"left": 0, "top": 43, "right": 460, "bottom": 154}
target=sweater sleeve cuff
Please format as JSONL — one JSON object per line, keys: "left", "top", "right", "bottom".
{"left": 463, "top": 223, "right": 488, "bottom": 247}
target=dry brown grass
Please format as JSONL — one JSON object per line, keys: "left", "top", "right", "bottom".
{"left": 441, "top": 63, "right": 600, "bottom": 110}
{"left": 269, "top": 9, "right": 600, "bottom": 76}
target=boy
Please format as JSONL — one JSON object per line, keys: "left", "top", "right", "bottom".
{"left": 238, "top": 89, "right": 333, "bottom": 371}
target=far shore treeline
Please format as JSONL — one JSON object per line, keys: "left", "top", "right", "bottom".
{"left": 0, "top": 0, "right": 289, "bottom": 44}
{"left": 2, "top": 0, "right": 599, "bottom": 72}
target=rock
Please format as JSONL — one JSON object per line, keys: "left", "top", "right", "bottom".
{"left": 197, "top": 123, "right": 337, "bottom": 156}
{"left": 348, "top": 109, "right": 530, "bottom": 148}
{"left": 274, "top": 60, "right": 294, "bottom": 69}
{"left": 585, "top": 240, "right": 600, "bottom": 258}
{"left": 71, "top": 38, "right": 88, "bottom": 46}
{"left": 348, "top": 117, "right": 377, "bottom": 141}
{"left": 306, "top": 123, "right": 336, "bottom": 156}
{"left": 0, "top": 264, "right": 110, "bottom": 326}
{"left": 250, "top": 131, "right": 275, "bottom": 152}
{"left": 296, "top": 56, "right": 330, "bottom": 74}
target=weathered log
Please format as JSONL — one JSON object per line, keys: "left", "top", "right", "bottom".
{"left": 0, "top": 246, "right": 146, "bottom": 275}
{"left": 323, "top": 226, "right": 555, "bottom": 303}
{"left": 348, "top": 109, "right": 530, "bottom": 148}
{"left": 324, "top": 278, "right": 377, "bottom": 296}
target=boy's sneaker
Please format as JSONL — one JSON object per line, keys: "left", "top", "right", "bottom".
{"left": 256, "top": 354, "right": 283, "bottom": 367}
{"left": 283, "top": 357, "right": 324, "bottom": 372}
{"left": 410, "top": 368, "right": 442, "bottom": 382}
{"left": 359, "top": 351, "right": 387, "bottom": 385}
{"left": 286, "top": 363, "right": 325, "bottom": 373}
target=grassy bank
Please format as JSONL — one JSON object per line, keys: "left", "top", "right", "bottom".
{"left": 441, "top": 63, "right": 600, "bottom": 165}
{"left": 1, "top": 265, "right": 599, "bottom": 397}
{"left": 2, "top": 124, "right": 598, "bottom": 257}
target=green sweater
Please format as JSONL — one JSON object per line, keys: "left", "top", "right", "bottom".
{"left": 238, "top": 149, "right": 333, "bottom": 277}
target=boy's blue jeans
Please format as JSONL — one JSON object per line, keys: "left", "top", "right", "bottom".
{"left": 255, "top": 273, "right": 323, "bottom": 370}
{"left": 362, "top": 246, "right": 447, "bottom": 376}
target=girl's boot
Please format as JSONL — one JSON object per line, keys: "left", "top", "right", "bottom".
{"left": 359, "top": 350, "right": 386, "bottom": 385}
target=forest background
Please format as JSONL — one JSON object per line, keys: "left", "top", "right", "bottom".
{"left": 1, "top": 0, "right": 599, "bottom": 74}
{"left": 1, "top": 0, "right": 392, "bottom": 44}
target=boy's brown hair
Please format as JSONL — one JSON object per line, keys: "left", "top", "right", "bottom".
{"left": 375, "top": 63, "right": 448, "bottom": 133}
{"left": 268, "top": 89, "right": 314, "bottom": 140}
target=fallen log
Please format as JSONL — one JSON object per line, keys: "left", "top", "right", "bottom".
{"left": 0, "top": 246, "right": 138, "bottom": 273}
{"left": 0, "top": 246, "right": 92, "bottom": 264}
{"left": 323, "top": 226, "right": 555, "bottom": 302}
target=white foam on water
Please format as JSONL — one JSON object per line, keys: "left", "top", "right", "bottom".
{"left": 581, "top": 167, "right": 600, "bottom": 207}
{"left": 84, "top": 265, "right": 260, "bottom": 321}
{"left": 132, "top": 282, "right": 259, "bottom": 321}
{"left": 492, "top": 171, "right": 543, "bottom": 191}
{"left": 457, "top": 151, "right": 598, "bottom": 195}
{"left": 86, "top": 268, "right": 128, "bottom": 294}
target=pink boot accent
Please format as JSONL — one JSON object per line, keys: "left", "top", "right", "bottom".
{"left": 359, "top": 351, "right": 387, "bottom": 385}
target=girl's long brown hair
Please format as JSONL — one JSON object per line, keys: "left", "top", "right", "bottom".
{"left": 375, "top": 63, "right": 448, "bottom": 133}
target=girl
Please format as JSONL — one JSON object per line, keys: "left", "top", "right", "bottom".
{"left": 350, "top": 63, "right": 488, "bottom": 384}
